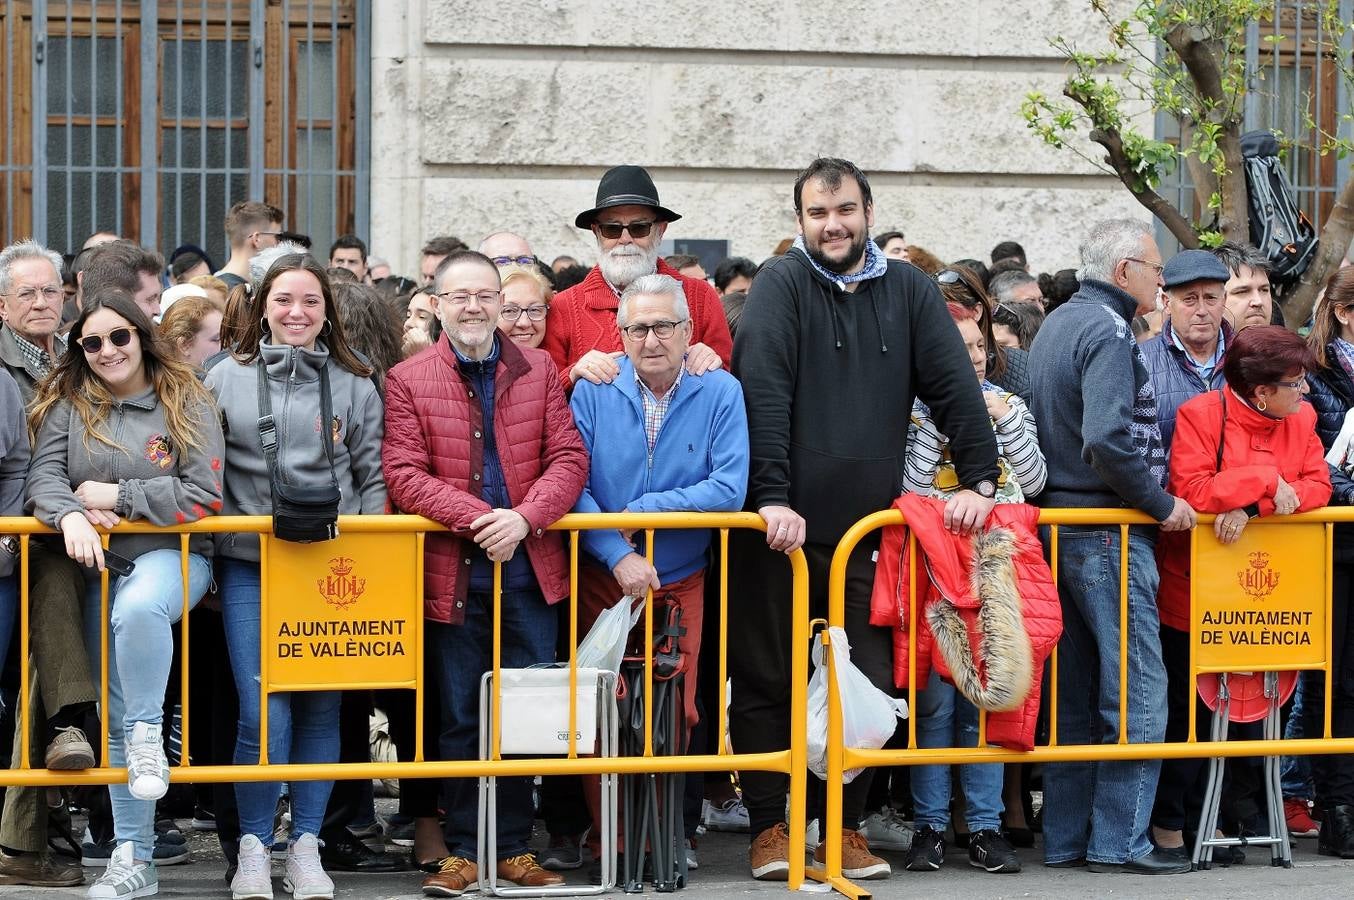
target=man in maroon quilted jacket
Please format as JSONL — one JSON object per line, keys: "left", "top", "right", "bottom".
{"left": 542, "top": 165, "right": 732, "bottom": 390}
{"left": 382, "top": 249, "right": 589, "bottom": 897}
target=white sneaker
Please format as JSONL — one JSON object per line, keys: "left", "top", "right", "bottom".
{"left": 283, "top": 834, "right": 334, "bottom": 900}
{"left": 124, "top": 722, "right": 169, "bottom": 801}
{"left": 702, "top": 797, "right": 751, "bottom": 833}
{"left": 87, "top": 841, "right": 158, "bottom": 898}
{"left": 858, "top": 807, "right": 914, "bottom": 852}
{"left": 806, "top": 818, "right": 820, "bottom": 849}
{"left": 231, "top": 834, "right": 274, "bottom": 900}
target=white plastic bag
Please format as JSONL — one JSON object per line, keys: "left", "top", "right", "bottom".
{"left": 575, "top": 595, "right": 644, "bottom": 674}
{"left": 806, "top": 626, "right": 908, "bottom": 783}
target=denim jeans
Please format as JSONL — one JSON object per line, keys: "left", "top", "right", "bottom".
{"left": 219, "top": 557, "right": 340, "bottom": 843}
{"left": 1281, "top": 668, "right": 1320, "bottom": 799}
{"left": 429, "top": 588, "right": 556, "bottom": 861}
{"left": 81, "top": 549, "right": 211, "bottom": 861}
{"left": 0, "top": 572, "right": 15, "bottom": 703}
{"left": 911, "top": 671, "right": 1004, "bottom": 832}
{"left": 1043, "top": 525, "right": 1167, "bottom": 865}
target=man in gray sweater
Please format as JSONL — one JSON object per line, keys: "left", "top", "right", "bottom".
{"left": 1028, "top": 218, "right": 1196, "bottom": 876}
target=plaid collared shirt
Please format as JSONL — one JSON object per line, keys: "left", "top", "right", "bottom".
{"left": 12, "top": 330, "right": 65, "bottom": 381}
{"left": 636, "top": 366, "right": 683, "bottom": 453}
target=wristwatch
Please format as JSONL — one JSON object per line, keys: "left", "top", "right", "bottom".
{"left": 0, "top": 536, "right": 18, "bottom": 557}
{"left": 971, "top": 480, "right": 997, "bottom": 499}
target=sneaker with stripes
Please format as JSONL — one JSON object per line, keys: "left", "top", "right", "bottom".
{"left": 87, "top": 841, "right": 158, "bottom": 899}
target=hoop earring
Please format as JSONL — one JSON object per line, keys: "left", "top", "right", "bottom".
{"left": 1257, "top": 397, "right": 1268, "bottom": 412}
{"left": 320, "top": 320, "right": 332, "bottom": 337}
{"left": 259, "top": 316, "right": 269, "bottom": 335}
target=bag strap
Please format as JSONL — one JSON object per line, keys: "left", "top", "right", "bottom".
{"left": 1216, "top": 388, "right": 1228, "bottom": 471}
{"left": 256, "top": 356, "right": 338, "bottom": 485}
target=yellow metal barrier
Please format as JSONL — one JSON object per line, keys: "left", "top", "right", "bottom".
{"left": 0, "top": 512, "right": 811, "bottom": 889}
{"left": 818, "top": 507, "right": 1354, "bottom": 899}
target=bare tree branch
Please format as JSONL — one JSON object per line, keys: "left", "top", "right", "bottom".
{"left": 1087, "top": 126, "right": 1199, "bottom": 248}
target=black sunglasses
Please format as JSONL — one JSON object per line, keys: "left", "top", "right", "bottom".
{"left": 595, "top": 220, "right": 655, "bottom": 240}
{"left": 78, "top": 327, "right": 135, "bottom": 354}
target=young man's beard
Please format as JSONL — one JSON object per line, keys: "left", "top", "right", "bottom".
{"left": 806, "top": 232, "right": 867, "bottom": 275}
{"left": 598, "top": 242, "right": 660, "bottom": 289}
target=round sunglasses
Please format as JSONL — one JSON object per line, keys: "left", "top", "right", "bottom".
{"left": 78, "top": 327, "right": 135, "bottom": 355}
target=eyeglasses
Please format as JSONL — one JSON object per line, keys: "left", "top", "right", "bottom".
{"left": 5, "top": 285, "right": 63, "bottom": 305}
{"left": 595, "top": 220, "right": 655, "bottom": 240}
{"left": 500, "top": 304, "right": 549, "bottom": 322}
{"left": 1272, "top": 377, "right": 1307, "bottom": 390}
{"left": 78, "top": 327, "right": 135, "bottom": 354}
{"left": 491, "top": 255, "right": 537, "bottom": 267}
{"left": 621, "top": 319, "right": 687, "bottom": 341}
{"left": 250, "top": 230, "right": 284, "bottom": 241}
{"left": 1126, "top": 257, "right": 1165, "bottom": 276}
{"left": 936, "top": 270, "right": 963, "bottom": 285}
{"left": 435, "top": 289, "right": 501, "bottom": 306}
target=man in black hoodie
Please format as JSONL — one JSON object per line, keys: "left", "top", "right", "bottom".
{"left": 729, "top": 158, "right": 1001, "bottom": 882}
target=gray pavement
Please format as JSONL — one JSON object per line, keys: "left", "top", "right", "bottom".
{"left": 1, "top": 811, "right": 1351, "bottom": 900}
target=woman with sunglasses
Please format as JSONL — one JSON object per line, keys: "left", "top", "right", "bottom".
{"left": 936, "top": 266, "right": 1031, "bottom": 405}
{"left": 496, "top": 263, "right": 552, "bottom": 349}
{"left": 205, "top": 253, "right": 386, "bottom": 900}
{"left": 26, "top": 290, "right": 224, "bottom": 899}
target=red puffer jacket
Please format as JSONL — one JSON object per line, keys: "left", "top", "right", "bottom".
{"left": 542, "top": 259, "right": 733, "bottom": 389}
{"left": 870, "top": 494, "right": 1061, "bottom": 750}
{"left": 382, "top": 335, "right": 589, "bottom": 624}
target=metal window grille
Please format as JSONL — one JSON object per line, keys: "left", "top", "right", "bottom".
{"left": 0, "top": 0, "right": 370, "bottom": 267}
{"left": 1155, "top": 0, "right": 1354, "bottom": 254}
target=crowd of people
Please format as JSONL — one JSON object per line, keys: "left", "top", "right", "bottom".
{"left": 0, "top": 156, "right": 1353, "bottom": 899}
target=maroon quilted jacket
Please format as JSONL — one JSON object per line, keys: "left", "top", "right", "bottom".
{"left": 382, "top": 335, "right": 589, "bottom": 624}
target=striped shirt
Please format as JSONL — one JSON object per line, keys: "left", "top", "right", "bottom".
{"left": 904, "top": 384, "right": 1046, "bottom": 503}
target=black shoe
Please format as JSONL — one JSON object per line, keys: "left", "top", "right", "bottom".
{"left": 1044, "top": 857, "right": 1087, "bottom": 868}
{"left": 1004, "top": 826, "right": 1035, "bottom": 848}
{"left": 1088, "top": 848, "right": 1192, "bottom": 875}
{"left": 968, "top": 829, "right": 1021, "bottom": 873}
{"left": 905, "top": 825, "right": 945, "bottom": 872}
{"left": 320, "top": 832, "right": 411, "bottom": 872}
{"left": 1318, "top": 804, "right": 1354, "bottom": 858}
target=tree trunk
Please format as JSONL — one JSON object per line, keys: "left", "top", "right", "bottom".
{"left": 1215, "top": 130, "right": 1251, "bottom": 243}
{"left": 1281, "top": 173, "right": 1354, "bottom": 326}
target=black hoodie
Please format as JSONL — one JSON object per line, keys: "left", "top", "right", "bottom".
{"left": 733, "top": 249, "right": 1000, "bottom": 545}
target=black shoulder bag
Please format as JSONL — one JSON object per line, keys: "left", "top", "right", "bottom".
{"left": 257, "top": 358, "right": 341, "bottom": 542}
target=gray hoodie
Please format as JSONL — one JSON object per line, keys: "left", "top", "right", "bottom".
{"left": 26, "top": 388, "right": 225, "bottom": 563}
{"left": 205, "top": 341, "right": 387, "bottom": 561}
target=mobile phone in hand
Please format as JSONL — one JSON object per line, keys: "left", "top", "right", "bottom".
{"left": 88, "top": 549, "right": 136, "bottom": 577}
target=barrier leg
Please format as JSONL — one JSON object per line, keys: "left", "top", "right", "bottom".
{"left": 1263, "top": 674, "right": 1293, "bottom": 869}
{"left": 1194, "top": 678, "right": 1231, "bottom": 870}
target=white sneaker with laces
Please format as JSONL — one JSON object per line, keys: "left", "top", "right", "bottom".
{"left": 124, "top": 722, "right": 169, "bottom": 801}
{"left": 87, "top": 841, "right": 158, "bottom": 899}
{"left": 702, "top": 797, "right": 751, "bottom": 832}
{"left": 231, "top": 834, "right": 274, "bottom": 900}
{"left": 283, "top": 833, "right": 334, "bottom": 900}
{"left": 858, "top": 807, "right": 914, "bottom": 851}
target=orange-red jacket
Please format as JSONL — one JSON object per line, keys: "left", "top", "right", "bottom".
{"left": 869, "top": 494, "right": 1062, "bottom": 750}
{"left": 1157, "top": 389, "right": 1331, "bottom": 631}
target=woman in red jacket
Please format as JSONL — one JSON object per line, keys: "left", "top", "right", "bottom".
{"left": 1151, "top": 324, "right": 1331, "bottom": 860}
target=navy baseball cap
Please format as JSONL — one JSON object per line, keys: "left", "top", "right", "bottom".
{"left": 1162, "top": 249, "right": 1231, "bottom": 289}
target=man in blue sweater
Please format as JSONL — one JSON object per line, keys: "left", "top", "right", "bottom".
{"left": 1029, "top": 218, "right": 1196, "bottom": 876}
{"left": 569, "top": 272, "right": 749, "bottom": 877}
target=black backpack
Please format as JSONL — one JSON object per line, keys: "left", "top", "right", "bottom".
{"left": 1240, "top": 130, "right": 1319, "bottom": 287}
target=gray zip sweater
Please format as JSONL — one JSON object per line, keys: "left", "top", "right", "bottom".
{"left": 26, "top": 387, "right": 225, "bottom": 563}
{"left": 0, "top": 370, "right": 29, "bottom": 577}
{"left": 205, "top": 341, "right": 387, "bottom": 562}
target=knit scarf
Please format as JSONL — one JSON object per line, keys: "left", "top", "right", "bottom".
{"left": 792, "top": 234, "right": 887, "bottom": 285}
{"left": 1333, "top": 337, "right": 1354, "bottom": 386}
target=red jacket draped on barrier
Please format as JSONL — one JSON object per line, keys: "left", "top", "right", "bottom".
{"left": 869, "top": 494, "right": 1062, "bottom": 750}
{"left": 1156, "top": 388, "right": 1331, "bottom": 631}
{"left": 382, "top": 336, "right": 589, "bottom": 625}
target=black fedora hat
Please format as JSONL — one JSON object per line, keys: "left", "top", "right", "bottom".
{"left": 574, "top": 165, "right": 682, "bottom": 229}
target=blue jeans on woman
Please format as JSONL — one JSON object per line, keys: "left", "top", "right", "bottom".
{"left": 81, "top": 548, "right": 211, "bottom": 861}
{"left": 1042, "top": 525, "right": 1167, "bottom": 866}
{"left": 911, "top": 671, "right": 1004, "bottom": 832}
{"left": 219, "top": 557, "right": 339, "bottom": 843}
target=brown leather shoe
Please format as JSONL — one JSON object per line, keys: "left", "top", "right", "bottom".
{"left": 498, "top": 853, "right": 564, "bottom": 887}
{"left": 0, "top": 849, "right": 83, "bottom": 886}
{"left": 422, "top": 856, "right": 477, "bottom": 897}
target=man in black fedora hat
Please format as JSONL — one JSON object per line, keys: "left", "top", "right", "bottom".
{"left": 542, "top": 165, "right": 732, "bottom": 389}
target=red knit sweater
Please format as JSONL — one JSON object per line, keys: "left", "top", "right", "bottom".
{"left": 541, "top": 259, "right": 734, "bottom": 388}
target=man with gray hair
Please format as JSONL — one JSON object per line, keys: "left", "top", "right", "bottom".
{"left": 988, "top": 269, "right": 1044, "bottom": 308}
{"left": 567, "top": 272, "right": 748, "bottom": 879}
{"left": 1029, "top": 218, "right": 1196, "bottom": 876}
{"left": 0, "top": 240, "right": 68, "bottom": 403}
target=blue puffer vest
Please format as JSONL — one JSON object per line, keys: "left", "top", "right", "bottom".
{"left": 1140, "top": 319, "right": 1232, "bottom": 454}
{"left": 1306, "top": 348, "right": 1354, "bottom": 559}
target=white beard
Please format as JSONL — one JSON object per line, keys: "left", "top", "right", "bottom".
{"left": 598, "top": 242, "right": 659, "bottom": 290}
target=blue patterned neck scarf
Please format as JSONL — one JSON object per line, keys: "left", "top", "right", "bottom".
{"left": 793, "top": 234, "right": 888, "bottom": 286}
